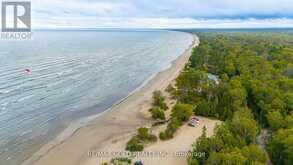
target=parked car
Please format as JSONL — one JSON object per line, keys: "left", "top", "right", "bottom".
{"left": 188, "top": 117, "right": 200, "bottom": 127}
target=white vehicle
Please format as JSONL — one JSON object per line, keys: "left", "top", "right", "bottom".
{"left": 188, "top": 117, "right": 200, "bottom": 127}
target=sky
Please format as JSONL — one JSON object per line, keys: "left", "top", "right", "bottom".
{"left": 7, "top": 0, "right": 293, "bottom": 28}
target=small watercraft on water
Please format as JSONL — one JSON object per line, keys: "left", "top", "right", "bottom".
{"left": 24, "top": 68, "right": 32, "bottom": 74}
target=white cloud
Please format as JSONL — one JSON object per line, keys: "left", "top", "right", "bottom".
{"left": 30, "top": 0, "right": 293, "bottom": 18}
{"left": 32, "top": 17, "right": 293, "bottom": 29}
{"left": 4, "top": 0, "right": 293, "bottom": 28}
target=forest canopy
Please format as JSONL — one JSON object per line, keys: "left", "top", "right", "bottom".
{"left": 173, "top": 31, "right": 293, "bottom": 165}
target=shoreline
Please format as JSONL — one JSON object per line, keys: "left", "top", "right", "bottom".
{"left": 23, "top": 33, "right": 199, "bottom": 165}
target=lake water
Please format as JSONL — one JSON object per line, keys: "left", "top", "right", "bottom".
{"left": 0, "top": 30, "right": 193, "bottom": 165}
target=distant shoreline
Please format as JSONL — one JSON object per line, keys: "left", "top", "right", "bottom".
{"left": 22, "top": 33, "right": 199, "bottom": 165}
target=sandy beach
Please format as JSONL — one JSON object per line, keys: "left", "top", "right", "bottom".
{"left": 21, "top": 33, "right": 214, "bottom": 165}
{"left": 85, "top": 117, "right": 220, "bottom": 165}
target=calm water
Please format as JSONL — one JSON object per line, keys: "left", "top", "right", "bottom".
{"left": 0, "top": 30, "right": 193, "bottom": 164}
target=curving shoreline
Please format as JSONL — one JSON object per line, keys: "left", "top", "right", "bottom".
{"left": 23, "top": 33, "right": 199, "bottom": 165}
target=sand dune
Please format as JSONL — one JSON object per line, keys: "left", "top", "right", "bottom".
{"left": 85, "top": 117, "right": 220, "bottom": 165}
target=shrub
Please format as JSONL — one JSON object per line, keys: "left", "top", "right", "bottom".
{"left": 101, "top": 163, "right": 109, "bottom": 165}
{"left": 126, "top": 127, "right": 157, "bottom": 151}
{"left": 125, "top": 138, "right": 144, "bottom": 152}
{"left": 150, "top": 107, "right": 166, "bottom": 120}
{"left": 152, "top": 90, "right": 168, "bottom": 110}
{"left": 146, "top": 134, "right": 158, "bottom": 142}
{"left": 137, "top": 127, "right": 157, "bottom": 142}
{"left": 164, "top": 129, "right": 175, "bottom": 139}
{"left": 159, "top": 129, "right": 174, "bottom": 140}
{"left": 110, "top": 157, "right": 132, "bottom": 165}
{"left": 167, "top": 117, "right": 182, "bottom": 132}
{"left": 137, "top": 127, "right": 149, "bottom": 139}
{"left": 159, "top": 132, "right": 167, "bottom": 140}
{"left": 166, "top": 84, "right": 176, "bottom": 96}
{"left": 159, "top": 118, "right": 182, "bottom": 140}
{"left": 159, "top": 104, "right": 193, "bottom": 141}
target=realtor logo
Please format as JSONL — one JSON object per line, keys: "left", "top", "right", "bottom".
{"left": 1, "top": 1, "right": 31, "bottom": 32}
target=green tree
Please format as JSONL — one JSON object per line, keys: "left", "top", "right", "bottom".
{"left": 206, "top": 150, "right": 246, "bottom": 165}
{"left": 171, "top": 103, "right": 193, "bottom": 122}
{"left": 266, "top": 111, "right": 286, "bottom": 130}
{"left": 214, "top": 124, "right": 245, "bottom": 149}
{"left": 284, "top": 92, "right": 293, "bottom": 111}
{"left": 268, "top": 128, "right": 293, "bottom": 165}
{"left": 182, "top": 33, "right": 293, "bottom": 165}
{"left": 241, "top": 145, "right": 267, "bottom": 164}
{"left": 175, "top": 69, "right": 210, "bottom": 104}
{"left": 229, "top": 109, "right": 259, "bottom": 144}
{"left": 195, "top": 100, "right": 216, "bottom": 117}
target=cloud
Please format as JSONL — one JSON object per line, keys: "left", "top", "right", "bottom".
{"left": 27, "top": 0, "right": 293, "bottom": 28}
{"left": 32, "top": 17, "right": 293, "bottom": 29}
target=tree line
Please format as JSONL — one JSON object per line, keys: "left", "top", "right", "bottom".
{"left": 169, "top": 32, "right": 293, "bottom": 165}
